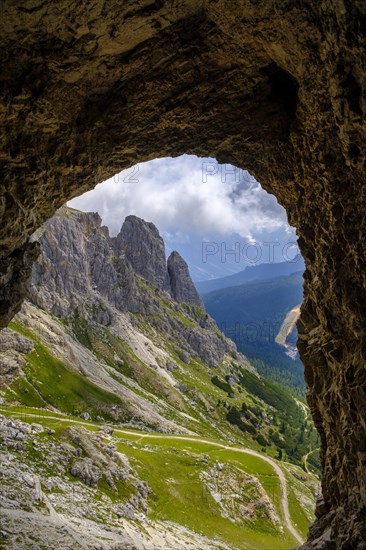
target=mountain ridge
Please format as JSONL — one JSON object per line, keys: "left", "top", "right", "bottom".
{"left": 202, "top": 271, "right": 305, "bottom": 391}
{"left": 196, "top": 258, "right": 305, "bottom": 295}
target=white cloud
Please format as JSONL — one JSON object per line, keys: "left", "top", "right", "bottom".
{"left": 68, "top": 155, "right": 290, "bottom": 238}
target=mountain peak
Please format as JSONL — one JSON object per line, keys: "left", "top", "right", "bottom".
{"left": 167, "top": 251, "right": 204, "bottom": 308}
{"left": 115, "top": 215, "right": 170, "bottom": 291}
{"left": 123, "top": 215, "right": 161, "bottom": 237}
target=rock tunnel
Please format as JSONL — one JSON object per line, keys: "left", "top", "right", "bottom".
{"left": 0, "top": 1, "right": 365, "bottom": 547}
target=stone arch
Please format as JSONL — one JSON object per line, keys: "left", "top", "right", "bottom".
{"left": 0, "top": 2, "right": 365, "bottom": 547}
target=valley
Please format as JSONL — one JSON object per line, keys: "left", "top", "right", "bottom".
{"left": 202, "top": 272, "right": 306, "bottom": 392}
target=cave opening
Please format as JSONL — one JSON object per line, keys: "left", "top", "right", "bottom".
{"left": 65, "top": 153, "right": 320, "bottom": 467}
{"left": 1, "top": 153, "right": 320, "bottom": 547}
{"left": 51, "top": 154, "right": 314, "bottom": 542}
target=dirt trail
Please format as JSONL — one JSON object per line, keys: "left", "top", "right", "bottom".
{"left": 275, "top": 305, "right": 301, "bottom": 346}
{"left": 128, "top": 432, "right": 303, "bottom": 544}
{"left": 6, "top": 410, "right": 304, "bottom": 545}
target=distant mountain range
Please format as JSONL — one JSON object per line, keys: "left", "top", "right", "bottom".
{"left": 202, "top": 271, "right": 305, "bottom": 390}
{"left": 202, "top": 271, "right": 304, "bottom": 326}
{"left": 196, "top": 259, "right": 305, "bottom": 295}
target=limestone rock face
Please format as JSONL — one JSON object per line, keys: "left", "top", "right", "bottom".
{"left": 0, "top": 328, "right": 34, "bottom": 355}
{"left": 30, "top": 208, "right": 202, "bottom": 319}
{"left": 30, "top": 207, "right": 137, "bottom": 320}
{"left": 70, "top": 457, "right": 103, "bottom": 488}
{"left": 28, "top": 207, "right": 235, "bottom": 368}
{"left": 115, "top": 215, "right": 170, "bottom": 291}
{"left": 0, "top": 327, "right": 34, "bottom": 386}
{"left": 0, "top": 2, "right": 366, "bottom": 546}
{"left": 167, "top": 251, "right": 203, "bottom": 308}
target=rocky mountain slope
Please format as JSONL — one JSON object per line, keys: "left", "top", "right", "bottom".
{"left": 0, "top": 408, "right": 319, "bottom": 549}
{"left": 31, "top": 208, "right": 204, "bottom": 321}
{"left": 1, "top": 205, "right": 319, "bottom": 462}
{"left": 0, "top": 207, "right": 319, "bottom": 548}
{"left": 3, "top": 206, "right": 247, "bottom": 434}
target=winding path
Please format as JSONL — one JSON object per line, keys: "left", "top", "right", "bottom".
{"left": 125, "top": 431, "right": 304, "bottom": 545}
{"left": 4, "top": 409, "right": 304, "bottom": 545}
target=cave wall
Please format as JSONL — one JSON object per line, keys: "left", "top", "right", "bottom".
{"left": 0, "top": 1, "right": 365, "bottom": 547}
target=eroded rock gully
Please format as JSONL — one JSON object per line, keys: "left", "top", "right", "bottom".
{"left": 0, "top": 1, "right": 365, "bottom": 547}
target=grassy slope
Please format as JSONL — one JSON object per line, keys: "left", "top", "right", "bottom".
{"left": 5, "top": 312, "right": 319, "bottom": 473}
{"left": 6, "top": 321, "right": 128, "bottom": 419}
{"left": 1, "top": 298, "right": 320, "bottom": 547}
{"left": 0, "top": 405, "right": 316, "bottom": 549}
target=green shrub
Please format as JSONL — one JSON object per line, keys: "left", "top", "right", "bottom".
{"left": 256, "top": 433, "right": 270, "bottom": 447}
{"left": 211, "top": 375, "right": 233, "bottom": 395}
{"left": 226, "top": 407, "right": 257, "bottom": 435}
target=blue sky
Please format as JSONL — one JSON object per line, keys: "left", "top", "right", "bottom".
{"left": 68, "top": 155, "right": 300, "bottom": 280}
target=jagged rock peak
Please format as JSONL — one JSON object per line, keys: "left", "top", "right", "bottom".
{"left": 32, "top": 209, "right": 204, "bottom": 315}
{"left": 30, "top": 207, "right": 137, "bottom": 321}
{"left": 28, "top": 207, "right": 234, "bottom": 368}
{"left": 167, "top": 251, "right": 203, "bottom": 309}
{"left": 115, "top": 215, "right": 170, "bottom": 292}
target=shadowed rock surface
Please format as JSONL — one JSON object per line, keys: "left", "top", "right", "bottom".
{"left": 0, "top": 2, "right": 366, "bottom": 547}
